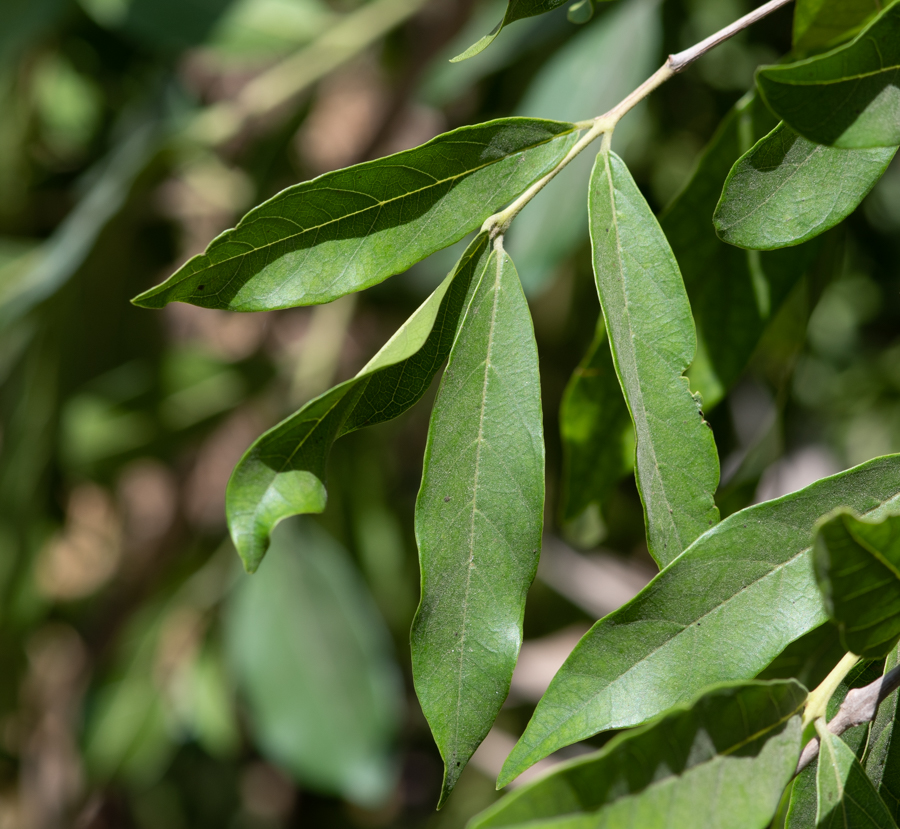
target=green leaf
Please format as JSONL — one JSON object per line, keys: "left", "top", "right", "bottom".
{"left": 814, "top": 509, "right": 900, "bottom": 659}
{"left": 225, "top": 518, "right": 402, "bottom": 807}
{"left": 498, "top": 454, "right": 900, "bottom": 787}
{"left": 816, "top": 723, "right": 899, "bottom": 828}
{"left": 226, "top": 234, "right": 490, "bottom": 573}
{"left": 714, "top": 122, "right": 896, "bottom": 250}
{"left": 452, "top": 0, "right": 572, "bottom": 62}
{"left": 412, "top": 243, "right": 544, "bottom": 805}
{"left": 473, "top": 681, "right": 806, "bottom": 829}
{"left": 558, "top": 318, "right": 632, "bottom": 539}
{"left": 761, "top": 4, "right": 900, "bottom": 150}
{"left": 589, "top": 150, "right": 720, "bottom": 568}
{"left": 865, "top": 644, "right": 900, "bottom": 821}
{"left": 792, "top": 0, "right": 882, "bottom": 54}
{"left": 131, "top": 119, "right": 578, "bottom": 311}
{"left": 661, "top": 93, "right": 817, "bottom": 408}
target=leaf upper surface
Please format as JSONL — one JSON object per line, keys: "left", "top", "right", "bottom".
{"left": 761, "top": 3, "right": 900, "bottom": 149}
{"left": 814, "top": 510, "right": 900, "bottom": 659}
{"left": 132, "top": 119, "right": 577, "bottom": 311}
{"left": 412, "top": 244, "right": 544, "bottom": 805}
{"left": 498, "top": 454, "right": 900, "bottom": 787}
{"left": 590, "top": 150, "right": 719, "bottom": 568}
{"left": 474, "top": 681, "right": 805, "bottom": 829}
{"left": 866, "top": 645, "right": 900, "bottom": 821}
{"left": 225, "top": 234, "right": 491, "bottom": 573}
{"left": 714, "top": 122, "right": 896, "bottom": 250}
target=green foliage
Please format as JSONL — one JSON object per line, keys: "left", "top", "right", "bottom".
{"left": 792, "top": 0, "right": 882, "bottom": 52}
{"left": 761, "top": 3, "right": 900, "bottom": 149}
{"left": 473, "top": 681, "right": 806, "bottom": 829}
{"left": 866, "top": 646, "right": 900, "bottom": 819}
{"left": 499, "top": 455, "right": 900, "bottom": 785}
{"left": 590, "top": 151, "right": 719, "bottom": 566}
{"left": 814, "top": 510, "right": 900, "bottom": 659}
{"left": 412, "top": 244, "right": 544, "bottom": 803}
{"left": 714, "top": 123, "right": 896, "bottom": 250}
{"left": 132, "top": 120, "right": 577, "bottom": 311}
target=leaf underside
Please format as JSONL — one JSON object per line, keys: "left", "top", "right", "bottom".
{"left": 412, "top": 245, "right": 544, "bottom": 805}
{"left": 499, "top": 454, "right": 900, "bottom": 787}
{"left": 452, "top": 0, "right": 570, "bottom": 62}
{"left": 792, "top": 0, "right": 882, "bottom": 53}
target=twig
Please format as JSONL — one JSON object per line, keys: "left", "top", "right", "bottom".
{"left": 795, "top": 663, "right": 900, "bottom": 775}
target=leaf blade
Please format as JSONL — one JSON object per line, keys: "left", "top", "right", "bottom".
{"left": 499, "top": 454, "right": 900, "bottom": 786}
{"left": 589, "top": 150, "right": 720, "bottom": 568}
{"left": 412, "top": 244, "right": 544, "bottom": 804}
{"left": 226, "top": 234, "right": 491, "bottom": 573}
{"left": 792, "top": 0, "right": 881, "bottom": 54}
{"left": 865, "top": 645, "right": 900, "bottom": 821}
{"left": 451, "top": 0, "right": 569, "bottom": 62}
{"left": 132, "top": 119, "right": 578, "bottom": 311}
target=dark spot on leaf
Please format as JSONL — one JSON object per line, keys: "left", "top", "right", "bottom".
{"left": 198, "top": 284, "right": 205, "bottom": 290}
{"left": 444, "top": 496, "right": 451, "bottom": 502}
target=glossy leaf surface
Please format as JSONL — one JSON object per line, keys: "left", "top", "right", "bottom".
{"left": 225, "top": 519, "right": 402, "bottom": 807}
{"left": 132, "top": 119, "right": 577, "bottom": 311}
{"left": 558, "top": 319, "right": 632, "bottom": 537}
{"left": 816, "top": 724, "right": 898, "bottom": 828}
{"left": 760, "top": 4, "right": 900, "bottom": 149}
{"left": 412, "top": 245, "right": 544, "bottom": 804}
{"left": 792, "top": 0, "right": 881, "bottom": 53}
{"left": 475, "top": 681, "right": 805, "bottom": 829}
{"left": 866, "top": 645, "right": 900, "bottom": 821}
{"left": 499, "top": 454, "right": 900, "bottom": 786}
{"left": 589, "top": 150, "right": 719, "bottom": 567}
{"left": 226, "top": 235, "right": 490, "bottom": 573}
{"left": 714, "top": 123, "right": 895, "bottom": 250}
{"left": 661, "top": 94, "right": 816, "bottom": 407}
{"left": 814, "top": 510, "right": 900, "bottom": 659}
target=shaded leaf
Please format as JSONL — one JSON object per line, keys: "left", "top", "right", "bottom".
{"left": 558, "top": 318, "right": 632, "bottom": 539}
{"left": 760, "top": 4, "right": 900, "bottom": 149}
{"left": 0, "top": 0, "right": 70, "bottom": 65}
{"left": 498, "top": 454, "right": 900, "bottom": 786}
{"left": 661, "top": 93, "right": 817, "bottom": 408}
{"left": 225, "top": 518, "right": 402, "bottom": 807}
{"left": 714, "top": 123, "right": 895, "bottom": 250}
{"left": 226, "top": 234, "right": 490, "bottom": 573}
{"left": 474, "top": 681, "right": 805, "bottom": 829}
{"left": 412, "top": 243, "right": 544, "bottom": 805}
{"left": 567, "top": 0, "right": 593, "bottom": 24}
{"left": 816, "top": 723, "right": 898, "bottom": 828}
{"left": 792, "top": 0, "right": 882, "bottom": 53}
{"left": 814, "top": 509, "right": 900, "bottom": 659}
{"left": 866, "top": 644, "right": 900, "bottom": 821}
{"left": 589, "top": 150, "right": 719, "bottom": 568}
{"left": 132, "top": 119, "right": 578, "bottom": 311}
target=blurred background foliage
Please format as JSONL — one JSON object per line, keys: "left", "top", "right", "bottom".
{"left": 0, "top": 0, "right": 898, "bottom": 826}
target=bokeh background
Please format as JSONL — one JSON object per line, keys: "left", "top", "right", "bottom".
{"left": 0, "top": 0, "right": 898, "bottom": 826}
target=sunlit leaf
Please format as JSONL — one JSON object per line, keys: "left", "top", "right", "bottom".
{"left": 225, "top": 518, "right": 402, "bottom": 807}
{"left": 132, "top": 120, "right": 578, "bottom": 311}
{"left": 589, "top": 150, "right": 719, "bottom": 567}
{"left": 498, "top": 454, "right": 900, "bottom": 786}
{"left": 661, "top": 93, "right": 817, "bottom": 408}
{"left": 814, "top": 509, "right": 900, "bottom": 659}
{"left": 475, "top": 681, "right": 805, "bottom": 829}
{"left": 226, "top": 234, "right": 490, "bottom": 573}
{"left": 866, "top": 645, "right": 900, "bottom": 821}
{"left": 714, "top": 122, "right": 896, "bottom": 250}
{"left": 816, "top": 723, "right": 898, "bottom": 828}
{"left": 412, "top": 243, "right": 544, "bottom": 805}
{"left": 760, "top": 4, "right": 900, "bottom": 149}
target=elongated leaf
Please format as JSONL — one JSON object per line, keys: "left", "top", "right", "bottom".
{"left": 814, "top": 510, "right": 900, "bottom": 659}
{"left": 714, "top": 123, "right": 896, "bottom": 250}
{"left": 474, "top": 681, "right": 805, "bottom": 829}
{"left": 866, "top": 645, "right": 900, "bottom": 820}
{"left": 792, "top": 0, "right": 882, "bottom": 53}
{"left": 412, "top": 243, "right": 544, "bottom": 805}
{"left": 760, "top": 4, "right": 900, "bottom": 150}
{"left": 132, "top": 119, "right": 578, "bottom": 311}
{"left": 225, "top": 518, "right": 402, "bottom": 807}
{"left": 589, "top": 150, "right": 719, "bottom": 568}
{"left": 661, "top": 93, "right": 817, "bottom": 407}
{"left": 558, "top": 318, "right": 632, "bottom": 538}
{"left": 226, "top": 234, "right": 490, "bottom": 573}
{"left": 816, "top": 723, "right": 898, "bottom": 828}
{"left": 499, "top": 454, "right": 900, "bottom": 787}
